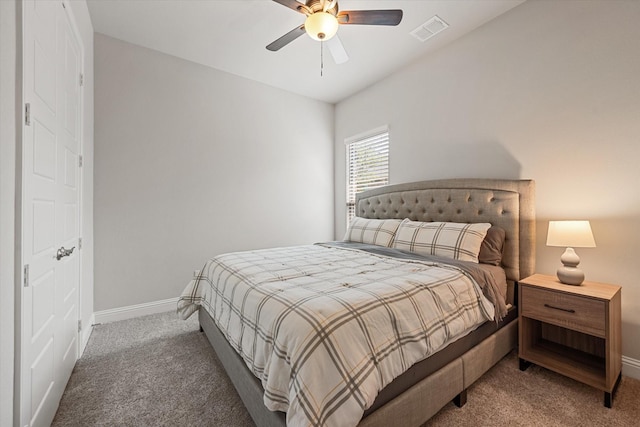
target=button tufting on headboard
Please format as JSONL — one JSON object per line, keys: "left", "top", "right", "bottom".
{"left": 355, "top": 179, "right": 536, "bottom": 282}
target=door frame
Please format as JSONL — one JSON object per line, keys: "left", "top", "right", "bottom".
{"left": 0, "top": 1, "right": 20, "bottom": 426}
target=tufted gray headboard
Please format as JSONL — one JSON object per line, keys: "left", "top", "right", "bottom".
{"left": 355, "top": 179, "right": 535, "bottom": 283}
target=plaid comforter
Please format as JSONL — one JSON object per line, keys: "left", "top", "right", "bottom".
{"left": 178, "top": 244, "right": 495, "bottom": 427}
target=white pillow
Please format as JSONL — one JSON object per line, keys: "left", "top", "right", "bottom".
{"left": 392, "top": 220, "right": 492, "bottom": 263}
{"left": 343, "top": 217, "right": 403, "bottom": 247}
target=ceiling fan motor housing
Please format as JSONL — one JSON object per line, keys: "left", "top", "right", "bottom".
{"left": 305, "top": 0, "right": 339, "bottom": 16}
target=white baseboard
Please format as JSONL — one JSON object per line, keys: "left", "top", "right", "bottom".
{"left": 93, "top": 297, "right": 179, "bottom": 325}
{"left": 623, "top": 355, "right": 640, "bottom": 380}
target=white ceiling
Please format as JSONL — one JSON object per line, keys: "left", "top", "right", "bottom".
{"left": 87, "top": 0, "right": 525, "bottom": 104}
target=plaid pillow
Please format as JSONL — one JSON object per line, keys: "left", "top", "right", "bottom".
{"left": 392, "top": 220, "right": 492, "bottom": 263}
{"left": 343, "top": 217, "right": 403, "bottom": 247}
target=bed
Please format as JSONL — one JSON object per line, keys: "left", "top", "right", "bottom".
{"left": 178, "top": 178, "right": 535, "bottom": 427}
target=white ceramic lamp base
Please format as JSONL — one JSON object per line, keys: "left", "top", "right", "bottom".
{"left": 557, "top": 247, "right": 585, "bottom": 285}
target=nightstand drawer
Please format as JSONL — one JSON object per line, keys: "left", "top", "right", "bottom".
{"left": 520, "top": 285, "right": 606, "bottom": 337}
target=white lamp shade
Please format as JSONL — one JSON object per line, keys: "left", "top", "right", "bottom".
{"left": 546, "top": 220, "right": 596, "bottom": 248}
{"left": 305, "top": 12, "right": 339, "bottom": 41}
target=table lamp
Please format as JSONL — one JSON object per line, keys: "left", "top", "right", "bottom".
{"left": 546, "top": 220, "right": 596, "bottom": 285}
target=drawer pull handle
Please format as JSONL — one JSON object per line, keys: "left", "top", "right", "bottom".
{"left": 544, "top": 303, "right": 575, "bottom": 314}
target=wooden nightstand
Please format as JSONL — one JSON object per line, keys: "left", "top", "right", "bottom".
{"left": 518, "top": 274, "right": 622, "bottom": 407}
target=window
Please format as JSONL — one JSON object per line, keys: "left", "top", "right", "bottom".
{"left": 346, "top": 127, "right": 389, "bottom": 224}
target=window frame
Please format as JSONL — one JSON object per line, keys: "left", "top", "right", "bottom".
{"left": 345, "top": 126, "right": 390, "bottom": 225}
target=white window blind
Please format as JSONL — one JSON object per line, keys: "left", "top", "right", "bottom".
{"left": 346, "top": 128, "right": 389, "bottom": 223}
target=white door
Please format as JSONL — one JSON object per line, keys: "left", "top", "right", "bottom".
{"left": 21, "top": 1, "right": 82, "bottom": 426}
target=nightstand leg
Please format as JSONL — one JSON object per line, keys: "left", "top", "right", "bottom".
{"left": 604, "top": 372, "right": 623, "bottom": 408}
{"left": 519, "top": 358, "right": 531, "bottom": 371}
{"left": 604, "top": 392, "right": 612, "bottom": 408}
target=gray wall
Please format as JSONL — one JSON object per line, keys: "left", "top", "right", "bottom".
{"left": 334, "top": 0, "right": 640, "bottom": 363}
{"left": 94, "top": 34, "right": 334, "bottom": 311}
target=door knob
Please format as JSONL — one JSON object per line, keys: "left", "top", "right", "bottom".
{"left": 56, "top": 246, "right": 75, "bottom": 261}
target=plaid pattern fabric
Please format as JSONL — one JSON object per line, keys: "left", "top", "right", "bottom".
{"left": 392, "top": 220, "right": 492, "bottom": 263}
{"left": 178, "top": 244, "right": 494, "bottom": 427}
{"left": 343, "top": 217, "right": 402, "bottom": 247}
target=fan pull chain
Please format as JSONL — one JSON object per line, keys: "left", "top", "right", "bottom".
{"left": 320, "top": 40, "right": 324, "bottom": 77}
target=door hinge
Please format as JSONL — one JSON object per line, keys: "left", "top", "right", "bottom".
{"left": 79, "top": 155, "right": 83, "bottom": 167}
{"left": 78, "top": 237, "right": 83, "bottom": 250}
{"left": 78, "top": 320, "right": 82, "bottom": 333}
{"left": 79, "top": 73, "right": 84, "bottom": 87}
{"left": 23, "top": 264, "right": 29, "bottom": 287}
{"left": 25, "top": 103, "right": 31, "bottom": 126}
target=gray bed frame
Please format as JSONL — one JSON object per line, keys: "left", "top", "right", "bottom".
{"left": 198, "top": 178, "right": 536, "bottom": 426}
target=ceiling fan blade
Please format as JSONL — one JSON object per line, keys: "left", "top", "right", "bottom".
{"left": 337, "top": 10, "right": 403, "bottom": 26}
{"left": 272, "top": 0, "right": 308, "bottom": 15}
{"left": 326, "top": 36, "right": 349, "bottom": 64}
{"left": 266, "top": 25, "right": 306, "bottom": 51}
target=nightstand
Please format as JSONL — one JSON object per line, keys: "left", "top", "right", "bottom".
{"left": 518, "top": 274, "right": 622, "bottom": 407}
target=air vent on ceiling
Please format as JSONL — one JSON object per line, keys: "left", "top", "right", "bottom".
{"left": 410, "top": 15, "right": 449, "bottom": 42}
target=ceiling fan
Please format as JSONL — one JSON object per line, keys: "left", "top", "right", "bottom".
{"left": 266, "top": 0, "right": 403, "bottom": 65}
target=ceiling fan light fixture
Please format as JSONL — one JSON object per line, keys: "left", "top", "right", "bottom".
{"left": 305, "top": 12, "right": 339, "bottom": 41}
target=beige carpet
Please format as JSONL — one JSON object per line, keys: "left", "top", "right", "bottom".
{"left": 53, "top": 312, "right": 639, "bottom": 426}
{"left": 52, "top": 312, "right": 254, "bottom": 427}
